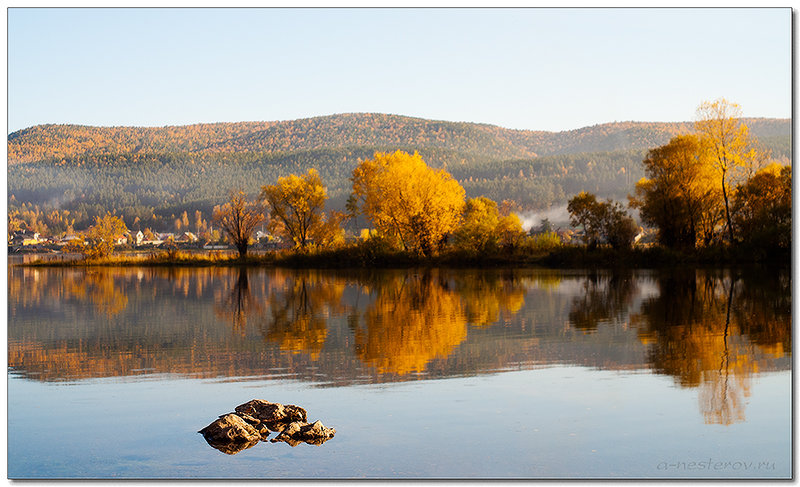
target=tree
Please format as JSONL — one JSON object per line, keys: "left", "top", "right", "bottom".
{"left": 261, "top": 169, "right": 329, "bottom": 250}
{"left": 568, "top": 192, "right": 637, "bottom": 250}
{"left": 212, "top": 190, "right": 265, "bottom": 259}
{"left": 695, "top": 98, "right": 769, "bottom": 242}
{"left": 567, "top": 192, "right": 605, "bottom": 249}
{"left": 350, "top": 151, "right": 465, "bottom": 256}
{"left": 534, "top": 218, "right": 554, "bottom": 235}
{"left": 69, "top": 213, "right": 128, "bottom": 259}
{"left": 601, "top": 202, "right": 639, "bottom": 250}
{"left": 453, "top": 197, "right": 501, "bottom": 254}
{"left": 732, "top": 163, "right": 791, "bottom": 251}
{"left": 629, "top": 135, "right": 720, "bottom": 249}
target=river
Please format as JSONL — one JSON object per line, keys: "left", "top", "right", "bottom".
{"left": 7, "top": 260, "right": 791, "bottom": 478}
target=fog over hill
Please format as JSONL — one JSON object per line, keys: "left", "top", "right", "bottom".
{"left": 7, "top": 113, "right": 791, "bottom": 231}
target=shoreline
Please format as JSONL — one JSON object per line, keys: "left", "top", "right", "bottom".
{"left": 12, "top": 246, "right": 791, "bottom": 270}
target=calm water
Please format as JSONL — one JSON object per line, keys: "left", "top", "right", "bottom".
{"left": 7, "top": 260, "right": 792, "bottom": 478}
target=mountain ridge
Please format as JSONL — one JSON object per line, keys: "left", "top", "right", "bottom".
{"left": 8, "top": 113, "right": 790, "bottom": 165}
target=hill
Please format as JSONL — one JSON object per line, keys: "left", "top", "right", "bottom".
{"left": 8, "top": 113, "right": 790, "bottom": 164}
{"left": 7, "top": 113, "right": 791, "bottom": 232}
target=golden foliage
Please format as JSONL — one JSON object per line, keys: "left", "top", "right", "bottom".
{"left": 261, "top": 169, "right": 330, "bottom": 250}
{"left": 71, "top": 213, "right": 129, "bottom": 259}
{"left": 695, "top": 98, "right": 771, "bottom": 241}
{"left": 350, "top": 151, "right": 465, "bottom": 256}
{"left": 631, "top": 134, "right": 721, "bottom": 248}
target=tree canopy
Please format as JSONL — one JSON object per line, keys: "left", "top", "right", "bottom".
{"left": 695, "top": 98, "right": 769, "bottom": 242}
{"left": 261, "top": 169, "right": 329, "bottom": 250}
{"left": 212, "top": 190, "right": 265, "bottom": 258}
{"left": 630, "top": 134, "right": 720, "bottom": 248}
{"left": 350, "top": 151, "right": 466, "bottom": 256}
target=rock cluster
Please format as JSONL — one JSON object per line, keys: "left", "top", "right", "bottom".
{"left": 199, "top": 399, "right": 335, "bottom": 454}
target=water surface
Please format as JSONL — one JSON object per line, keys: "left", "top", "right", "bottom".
{"left": 7, "top": 263, "right": 791, "bottom": 478}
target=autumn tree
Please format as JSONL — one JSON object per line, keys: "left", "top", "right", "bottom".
{"left": 602, "top": 202, "right": 639, "bottom": 250}
{"left": 732, "top": 163, "right": 791, "bottom": 251}
{"left": 453, "top": 197, "right": 502, "bottom": 254}
{"left": 567, "top": 192, "right": 606, "bottom": 249}
{"left": 630, "top": 135, "right": 720, "bottom": 248}
{"left": 212, "top": 190, "right": 265, "bottom": 259}
{"left": 568, "top": 192, "right": 637, "bottom": 250}
{"left": 8, "top": 213, "right": 25, "bottom": 241}
{"left": 68, "top": 213, "right": 129, "bottom": 259}
{"left": 350, "top": 150, "right": 466, "bottom": 256}
{"left": 260, "top": 169, "right": 332, "bottom": 250}
{"left": 695, "top": 98, "right": 769, "bottom": 242}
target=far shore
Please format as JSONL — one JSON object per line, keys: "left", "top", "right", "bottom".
{"left": 11, "top": 246, "right": 791, "bottom": 270}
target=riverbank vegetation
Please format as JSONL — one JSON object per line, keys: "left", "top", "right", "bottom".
{"left": 13, "top": 99, "right": 790, "bottom": 269}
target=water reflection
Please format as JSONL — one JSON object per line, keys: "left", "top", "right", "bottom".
{"left": 629, "top": 269, "right": 791, "bottom": 425}
{"left": 215, "top": 269, "right": 261, "bottom": 335}
{"left": 568, "top": 270, "right": 635, "bottom": 332}
{"left": 8, "top": 263, "right": 791, "bottom": 424}
{"left": 261, "top": 270, "right": 347, "bottom": 360}
{"left": 353, "top": 270, "right": 469, "bottom": 375}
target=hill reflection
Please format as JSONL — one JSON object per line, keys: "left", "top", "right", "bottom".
{"left": 8, "top": 264, "right": 790, "bottom": 423}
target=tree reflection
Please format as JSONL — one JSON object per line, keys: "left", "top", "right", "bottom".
{"left": 214, "top": 268, "right": 261, "bottom": 335}
{"left": 61, "top": 269, "right": 129, "bottom": 317}
{"left": 455, "top": 270, "right": 526, "bottom": 327}
{"left": 568, "top": 270, "right": 635, "bottom": 332}
{"left": 259, "top": 271, "right": 347, "bottom": 360}
{"left": 354, "top": 270, "right": 469, "bottom": 376}
{"left": 631, "top": 269, "right": 790, "bottom": 425}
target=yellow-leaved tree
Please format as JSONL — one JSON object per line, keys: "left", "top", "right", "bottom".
{"left": 630, "top": 134, "right": 721, "bottom": 248}
{"left": 350, "top": 151, "right": 465, "bottom": 256}
{"left": 695, "top": 98, "right": 769, "bottom": 242}
{"left": 453, "top": 196, "right": 526, "bottom": 254}
{"left": 67, "top": 213, "right": 128, "bottom": 259}
{"left": 261, "top": 169, "right": 343, "bottom": 250}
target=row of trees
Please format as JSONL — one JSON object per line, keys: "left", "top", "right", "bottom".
{"left": 213, "top": 150, "right": 538, "bottom": 259}
{"left": 630, "top": 98, "right": 790, "bottom": 252}
{"left": 55, "top": 98, "right": 789, "bottom": 261}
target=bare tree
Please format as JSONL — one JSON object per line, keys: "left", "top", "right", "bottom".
{"left": 213, "top": 190, "right": 265, "bottom": 259}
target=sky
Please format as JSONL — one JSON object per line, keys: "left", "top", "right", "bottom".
{"left": 6, "top": 7, "right": 792, "bottom": 133}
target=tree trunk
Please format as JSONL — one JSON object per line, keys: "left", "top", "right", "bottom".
{"left": 721, "top": 180, "right": 735, "bottom": 243}
{"left": 237, "top": 241, "right": 248, "bottom": 259}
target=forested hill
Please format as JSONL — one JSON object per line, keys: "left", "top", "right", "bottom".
{"left": 7, "top": 113, "right": 790, "bottom": 164}
{"left": 7, "top": 114, "right": 791, "bottom": 232}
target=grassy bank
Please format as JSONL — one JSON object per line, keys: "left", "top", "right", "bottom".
{"left": 17, "top": 244, "right": 791, "bottom": 269}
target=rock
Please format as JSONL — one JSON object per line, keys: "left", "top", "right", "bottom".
{"left": 200, "top": 400, "right": 333, "bottom": 453}
{"left": 205, "top": 437, "right": 261, "bottom": 455}
{"left": 235, "top": 399, "right": 307, "bottom": 424}
{"left": 199, "top": 413, "right": 263, "bottom": 454}
{"left": 270, "top": 420, "right": 336, "bottom": 447}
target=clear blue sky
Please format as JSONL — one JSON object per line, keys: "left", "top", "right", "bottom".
{"left": 7, "top": 7, "right": 792, "bottom": 133}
